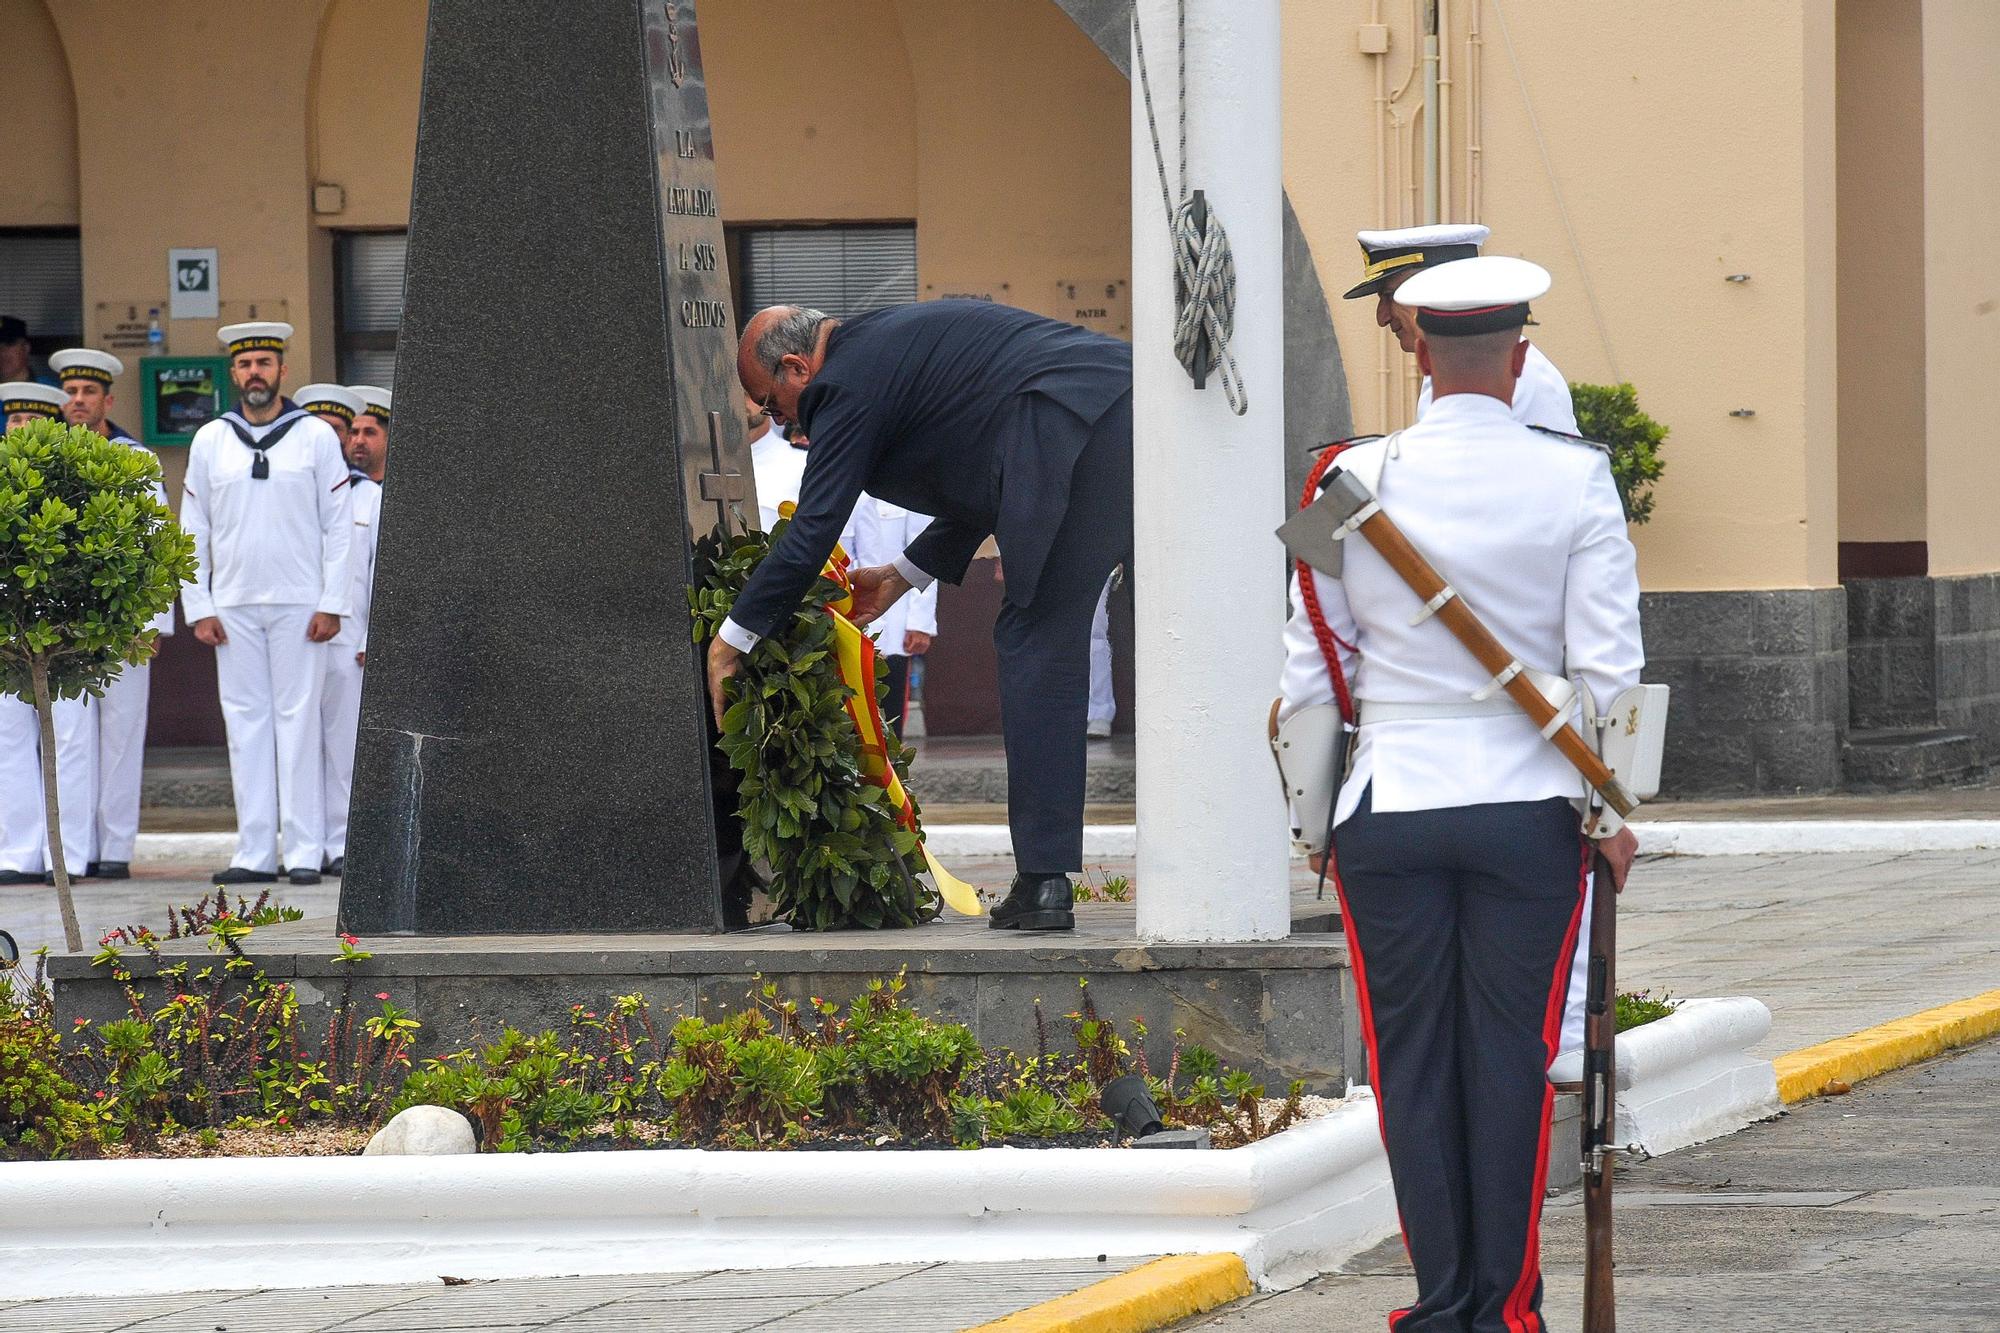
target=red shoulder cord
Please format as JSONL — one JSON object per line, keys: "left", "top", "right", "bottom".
{"left": 1297, "top": 444, "right": 1358, "bottom": 725}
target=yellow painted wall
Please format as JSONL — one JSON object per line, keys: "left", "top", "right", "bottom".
{"left": 310, "top": 0, "right": 424, "bottom": 230}
{"left": 1835, "top": 0, "right": 1927, "bottom": 548}
{"left": 1, "top": 0, "right": 79, "bottom": 225}
{"left": 706, "top": 0, "right": 918, "bottom": 223}
{"left": 1921, "top": 0, "right": 2000, "bottom": 577}
{"left": 1283, "top": 0, "right": 1842, "bottom": 591}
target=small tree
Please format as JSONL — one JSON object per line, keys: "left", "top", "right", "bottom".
{"left": 1570, "top": 381, "right": 1668, "bottom": 525}
{"left": 0, "top": 419, "right": 195, "bottom": 951}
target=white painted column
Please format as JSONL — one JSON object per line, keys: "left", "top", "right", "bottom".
{"left": 1131, "top": 0, "right": 1290, "bottom": 943}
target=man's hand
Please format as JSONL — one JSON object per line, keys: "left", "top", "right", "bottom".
{"left": 706, "top": 635, "right": 744, "bottom": 727}
{"left": 902, "top": 630, "right": 933, "bottom": 656}
{"left": 306, "top": 612, "right": 341, "bottom": 643}
{"left": 192, "top": 616, "right": 227, "bottom": 646}
{"left": 1599, "top": 825, "right": 1639, "bottom": 891}
{"left": 847, "top": 565, "right": 913, "bottom": 628}
{"left": 356, "top": 651, "right": 367, "bottom": 668}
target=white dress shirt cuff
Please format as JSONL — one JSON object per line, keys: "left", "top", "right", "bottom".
{"left": 892, "top": 554, "right": 936, "bottom": 592}
{"left": 718, "top": 616, "right": 762, "bottom": 654}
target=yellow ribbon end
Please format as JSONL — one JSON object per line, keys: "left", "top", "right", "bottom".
{"left": 925, "top": 844, "right": 986, "bottom": 917}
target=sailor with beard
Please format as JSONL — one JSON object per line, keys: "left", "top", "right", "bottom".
{"left": 180, "top": 322, "right": 354, "bottom": 886}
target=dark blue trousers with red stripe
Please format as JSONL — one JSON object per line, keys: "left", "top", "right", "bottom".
{"left": 1333, "top": 786, "right": 1588, "bottom": 1333}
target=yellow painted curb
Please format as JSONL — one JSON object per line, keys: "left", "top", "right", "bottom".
{"left": 1773, "top": 988, "right": 2000, "bottom": 1104}
{"left": 966, "top": 1253, "right": 1252, "bottom": 1333}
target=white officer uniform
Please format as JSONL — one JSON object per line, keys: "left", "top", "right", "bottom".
{"left": 1281, "top": 258, "right": 1642, "bottom": 1327}
{"left": 847, "top": 497, "right": 938, "bottom": 659}
{"left": 750, "top": 416, "right": 862, "bottom": 553}
{"left": 0, "top": 382, "right": 96, "bottom": 879}
{"left": 296, "top": 384, "right": 374, "bottom": 868}
{"left": 179, "top": 323, "right": 354, "bottom": 876}
{"left": 1418, "top": 340, "right": 1576, "bottom": 433}
{"left": 47, "top": 349, "right": 173, "bottom": 872}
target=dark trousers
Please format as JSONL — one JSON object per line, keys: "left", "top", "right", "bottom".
{"left": 1333, "top": 786, "right": 1588, "bottom": 1333}
{"left": 996, "top": 390, "right": 1133, "bottom": 873}
{"left": 880, "top": 654, "right": 911, "bottom": 736}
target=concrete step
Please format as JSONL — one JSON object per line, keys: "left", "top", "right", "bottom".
{"left": 1841, "top": 727, "right": 1987, "bottom": 792}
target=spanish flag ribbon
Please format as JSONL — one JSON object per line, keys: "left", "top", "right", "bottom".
{"left": 786, "top": 505, "right": 984, "bottom": 918}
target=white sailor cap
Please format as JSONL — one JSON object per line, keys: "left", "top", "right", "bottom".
{"left": 1392, "top": 255, "right": 1550, "bottom": 337}
{"left": 1345, "top": 223, "right": 1492, "bottom": 299}
{"left": 49, "top": 347, "right": 124, "bottom": 386}
{"left": 348, "top": 385, "right": 392, "bottom": 420}
{"left": 295, "top": 383, "right": 364, "bottom": 423}
{"left": 2, "top": 381, "right": 67, "bottom": 420}
{"left": 218, "top": 321, "right": 294, "bottom": 357}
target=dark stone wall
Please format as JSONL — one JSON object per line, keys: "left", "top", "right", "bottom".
{"left": 1642, "top": 588, "right": 1847, "bottom": 796}
{"left": 1933, "top": 574, "right": 2000, "bottom": 761}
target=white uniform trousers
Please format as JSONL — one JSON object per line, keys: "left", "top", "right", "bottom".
{"left": 94, "top": 661, "right": 151, "bottom": 864}
{"left": 1088, "top": 577, "right": 1115, "bottom": 728}
{"left": 215, "top": 604, "right": 328, "bottom": 874}
{"left": 320, "top": 648, "right": 364, "bottom": 862}
{"left": 0, "top": 694, "right": 98, "bottom": 875}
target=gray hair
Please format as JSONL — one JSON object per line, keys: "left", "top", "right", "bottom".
{"left": 753, "top": 306, "right": 831, "bottom": 374}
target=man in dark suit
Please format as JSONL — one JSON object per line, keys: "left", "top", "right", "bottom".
{"left": 710, "top": 301, "right": 1133, "bottom": 932}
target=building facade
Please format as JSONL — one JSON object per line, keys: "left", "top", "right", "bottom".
{"left": 6, "top": 0, "right": 1998, "bottom": 795}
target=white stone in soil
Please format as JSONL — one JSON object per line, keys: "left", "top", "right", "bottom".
{"left": 362, "top": 1105, "right": 477, "bottom": 1156}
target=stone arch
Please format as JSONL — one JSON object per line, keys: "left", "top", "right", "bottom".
{"left": 1052, "top": 0, "right": 1352, "bottom": 502}
{"left": 308, "top": 0, "right": 426, "bottom": 228}
{"left": 0, "top": 0, "right": 78, "bottom": 226}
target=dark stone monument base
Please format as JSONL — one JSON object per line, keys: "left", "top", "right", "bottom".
{"left": 51, "top": 904, "right": 1351, "bottom": 1096}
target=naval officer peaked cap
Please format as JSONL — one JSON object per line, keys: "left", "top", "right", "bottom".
{"left": 2, "top": 381, "right": 67, "bottom": 419}
{"left": 49, "top": 347, "right": 124, "bottom": 386}
{"left": 1393, "top": 255, "right": 1551, "bottom": 337}
{"left": 218, "top": 321, "right": 294, "bottom": 357}
{"left": 295, "top": 383, "right": 364, "bottom": 422}
{"left": 349, "top": 385, "right": 392, "bottom": 420}
{"left": 1344, "top": 222, "right": 1492, "bottom": 299}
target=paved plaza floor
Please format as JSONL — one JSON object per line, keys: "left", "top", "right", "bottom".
{"left": 1180, "top": 1037, "right": 2000, "bottom": 1332}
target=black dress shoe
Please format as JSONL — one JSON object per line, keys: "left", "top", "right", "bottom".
{"left": 92, "top": 861, "right": 131, "bottom": 880}
{"left": 0, "top": 869, "right": 43, "bottom": 886}
{"left": 288, "top": 868, "right": 322, "bottom": 886}
{"left": 988, "top": 873, "right": 1076, "bottom": 932}
{"left": 322, "top": 857, "right": 344, "bottom": 876}
{"left": 213, "top": 866, "right": 278, "bottom": 884}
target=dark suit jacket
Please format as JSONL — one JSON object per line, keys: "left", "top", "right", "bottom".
{"left": 728, "top": 300, "right": 1132, "bottom": 640}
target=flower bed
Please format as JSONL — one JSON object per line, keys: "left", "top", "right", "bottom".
{"left": 3, "top": 896, "right": 1318, "bottom": 1163}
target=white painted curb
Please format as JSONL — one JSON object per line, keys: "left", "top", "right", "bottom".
{"left": 1548, "top": 996, "right": 1780, "bottom": 1157}
{"left": 133, "top": 820, "right": 2000, "bottom": 868}
{"left": 0, "top": 1094, "right": 1396, "bottom": 1301}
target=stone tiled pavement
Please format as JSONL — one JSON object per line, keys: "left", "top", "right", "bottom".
{"left": 0, "top": 1259, "right": 1148, "bottom": 1333}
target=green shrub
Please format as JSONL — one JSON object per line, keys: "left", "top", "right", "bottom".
{"left": 1615, "top": 989, "right": 1679, "bottom": 1032}
{"left": 0, "top": 992, "right": 100, "bottom": 1160}
{"left": 1569, "top": 382, "right": 1668, "bottom": 525}
{"left": 394, "top": 1028, "right": 609, "bottom": 1152}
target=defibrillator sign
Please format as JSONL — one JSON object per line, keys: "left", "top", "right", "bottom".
{"left": 169, "top": 247, "right": 219, "bottom": 319}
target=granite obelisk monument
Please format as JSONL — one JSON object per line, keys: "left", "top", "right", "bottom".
{"left": 340, "top": 0, "right": 754, "bottom": 934}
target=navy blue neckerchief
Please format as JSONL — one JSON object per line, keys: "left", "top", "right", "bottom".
{"left": 221, "top": 401, "right": 308, "bottom": 479}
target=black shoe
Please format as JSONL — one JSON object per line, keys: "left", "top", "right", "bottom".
{"left": 214, "top": 866, "right": 279, "bottom": 884}
{"left": 44, "top": 867, "right": 90, "bottom": 884}
{"left": 322, "top": 857, "right": 344, "bottom": 876}
{"left": 0, "top": 869, "right": 43, "bottom": 886}
{"left": 988, "top": 873, "right": 1076, "bottom": 932}
{"left": 92, "top": 861, "right": 131, "bottom": 880}
{"left": 288, "top": 868, "right": 322, "bottom": 886}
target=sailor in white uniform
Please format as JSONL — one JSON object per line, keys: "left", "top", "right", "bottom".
{"left": 1346, "top": 223, "right": 1578, "bottom": 435}
{"left": 847, "top": 495, "right": 939, "bottom": 734}
{"left": 296, "top": 383, "right": 360, "bottom": 454}
{"left": 1278, "top": 258, "right": 1641, "bottom": 1331}
{"left": 50, "top": 348, "right": 171, "bottom": 879}
{"left": 180, "top": 322, "right": 353, "bottom": 886}
{"left": 318, "top": 386, "right": 388, "bottom": 874}
{"left": 0, "top": 382, "right": 97, "bottom": 884}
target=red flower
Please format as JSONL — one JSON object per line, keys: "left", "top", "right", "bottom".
{"left": 340, "top": 933, "right": 359, "bottom": 947}
{"left": 374, "top": 992, "right": 390, "bottom": 1001}
{"left": 73, "top": 1017, "right": 89, "bottom": 1027}
{"left": 93, "top": 1090, "right": 106, "bottom": 1099}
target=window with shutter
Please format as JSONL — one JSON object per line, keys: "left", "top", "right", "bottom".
{"left": 335, "top": 231, "right": 407, "bottom": 386}
{"left": 0, "top": 229, "right": 84, "bottom": 354}
{"left": 736, "top": 224, "right": 916, "bottom": 321}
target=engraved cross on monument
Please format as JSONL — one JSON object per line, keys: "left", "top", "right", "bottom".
{"left": 339, "top": 0, "right": 756, "bottom": 934}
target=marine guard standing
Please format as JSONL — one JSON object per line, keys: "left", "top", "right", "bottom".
{"left": 1276, "top": 257, "right": 1643, "bottom": 1331}
{"left": 50, "top": 348, "right": 172, "bottom": 879}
